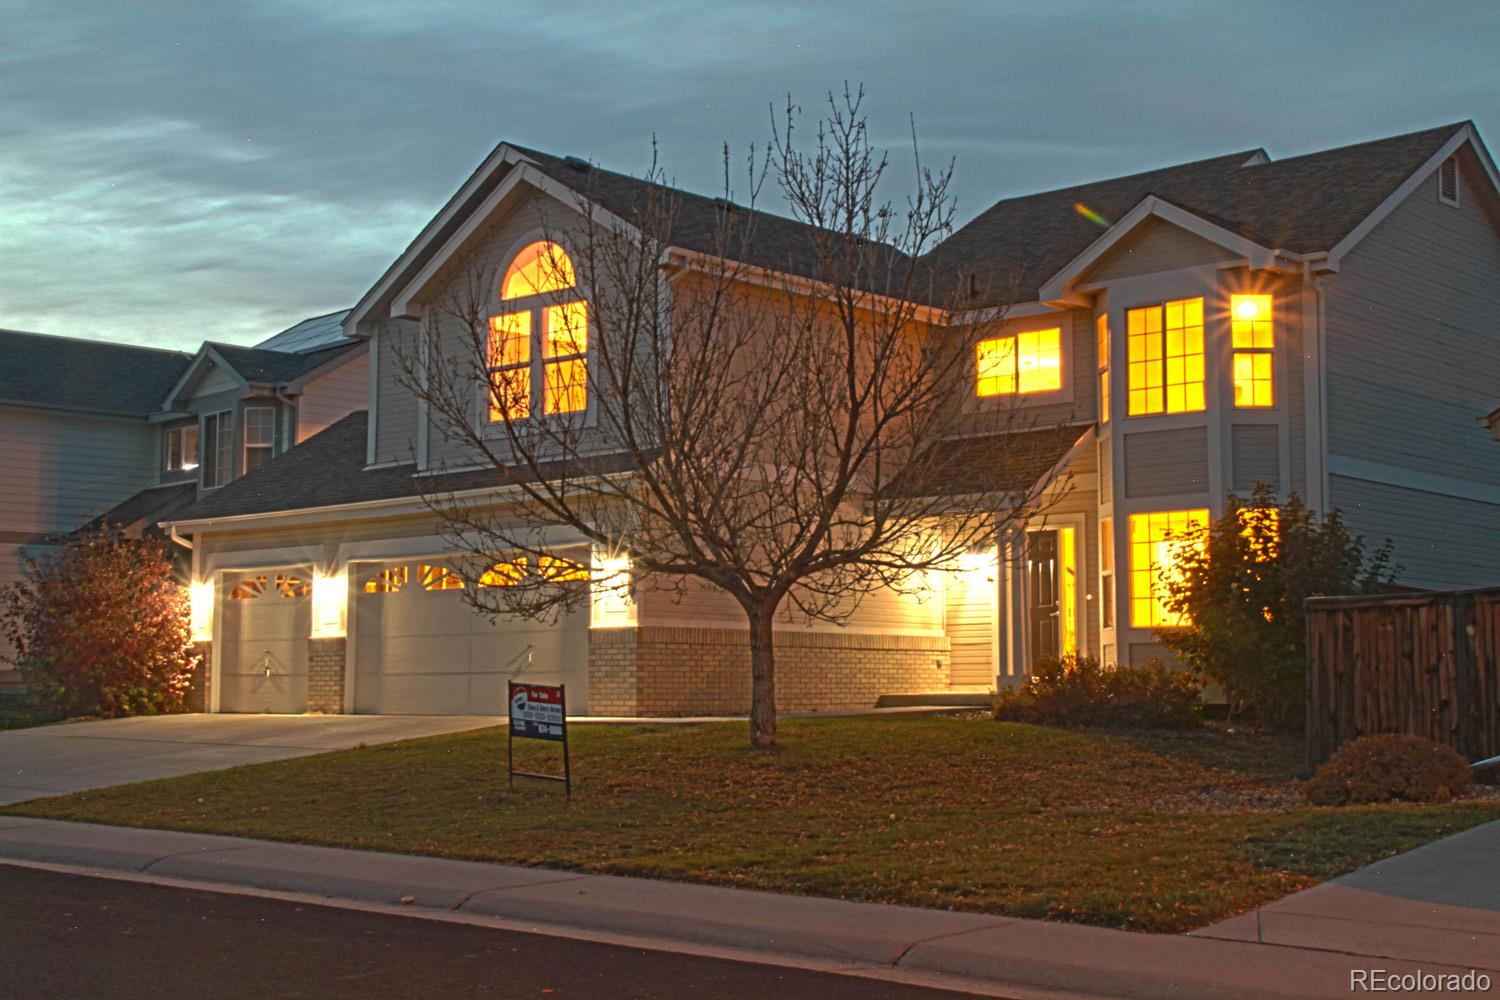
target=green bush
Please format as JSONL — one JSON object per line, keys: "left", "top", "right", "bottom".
{"left": 1, "top": 527, "right": 198, "bottom": 719}
{"left": 992, "top": 654, "right": 1202, "bottom": 730}
{"left": 1304, "top": 734, "right": 1473, "bottom": 806}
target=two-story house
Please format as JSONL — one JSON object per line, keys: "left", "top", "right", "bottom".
{"left": 0, "top": 311, "right": 367, "bottom": 688}
{"left": 162, "top": 121, "right": 1500, "bottom": 717}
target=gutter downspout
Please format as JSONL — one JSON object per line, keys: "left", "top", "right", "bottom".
{"left": 1302, "top": 260, "right": 1331, "bottom": 514}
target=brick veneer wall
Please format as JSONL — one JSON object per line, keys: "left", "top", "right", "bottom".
{"left": 185, "top": 641, "right": 213, "bottom": 713}
{"left": 307, "top": 637, "right": 347, "bottom": 714}
{"left": 588, "top": 626, "right": 949, "bottom": 716}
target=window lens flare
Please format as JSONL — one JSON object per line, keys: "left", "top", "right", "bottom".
{"left": 189, "top": 580, "right": 215, "bottom": 641}
{"left": 1234, "top": 297, "right": 1262, "bottom": 320}
{"left": 311, "top": 571, "right": 347, "bottom": 638}
{"left": 1074, "top": 202, "right": 1109, "bottom": 228}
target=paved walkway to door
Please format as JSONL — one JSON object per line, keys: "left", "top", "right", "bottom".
{"left": 0, "top": 714, "right": 499, "bottom": 806}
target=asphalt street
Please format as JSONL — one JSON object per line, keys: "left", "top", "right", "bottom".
{"left": 0, "top": 864, "right": 976, "bottom": 999}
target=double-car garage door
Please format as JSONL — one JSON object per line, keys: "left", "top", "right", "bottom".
{"left": 216, "top": 562, "right": 587, "bottom": 715}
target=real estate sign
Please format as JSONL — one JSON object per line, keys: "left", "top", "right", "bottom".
{"left": 507, "top": 682, "right": 571, "bottom": 797}
{"left": 508, "top": 683, "right": 566, "bottom": 741}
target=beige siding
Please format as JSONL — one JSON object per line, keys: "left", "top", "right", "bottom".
{"left": 1122, "top": 427, "right": 1208, "bottom": 498}
{"left": 0, "top": 407, "right": 158, "bottom": 537}
{"left": 1231, "top": 424, "right": 1279, "bottom": 493}
{"left": 373, "top": 320, "right": 420, "bottom": 465}
{"left": 1325, "top": 161, "right": 1500, "bottom": 488}
{"left": 297, "top": 348, "right": 369, "bottom": 443}
{"left": 1084, "top": 217, "right": 1239, "bottom": 283}
{"left": 1329, "top": 475, "right": 1500, "bottom": 590}
{"left": 636, "top": 574, "right": 944, "bottom": 636}
{"left": 944, "top": 567, "right": 995, "bottom": 687}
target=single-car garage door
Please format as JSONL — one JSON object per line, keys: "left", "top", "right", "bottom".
{"left": 353, "top": 562, "right": 588, "bottom": 715}
{"left": 219, "top": 571, "right": 311, "bottom": 713}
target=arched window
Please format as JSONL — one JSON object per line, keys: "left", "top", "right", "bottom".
{"left": 489, "top": 241, "right": 588, "bottom": 421}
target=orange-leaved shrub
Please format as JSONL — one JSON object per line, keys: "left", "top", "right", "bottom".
{"left": 1304, "top": 734, "right": 1473, "bottom": 806}
{"left": 1, "top": 527, "right": 198, "bottom": 718}
{"left": 992, "top": 654, "right": 1202, "bottom": 730}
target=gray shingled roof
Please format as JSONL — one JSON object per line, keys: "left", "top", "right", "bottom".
{"left": 170, "top": 411, "right": 643, "bottom": 522}
{"left": 207, "top": 342, "right": 358, "bottom": 385}
{"left": 0, "top": 329, "right": 192, "bottom": 415}
{"left": 926, "top": 122, "right": 1467, "bottom": 306}
{"left": 78, "top": 481, "right": 197, "bottom": 536}
{"left": 254, "top": 309, "right": 354, "bottom": 353}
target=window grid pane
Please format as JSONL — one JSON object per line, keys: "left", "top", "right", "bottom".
{"left": 1231, "top": 294, "right": 1275, "bottom": 408}
{"left": 1126, "top": 306, "right": 1163, "bottom": 415}
{"left": 975, "top": 337, "right": 1016, "bottom": 396}
{"left": 1163, "top": 297, "right": 1204, "bottom": 413}
{"left": 1129, "top": 509, "right": 1207, "bottom": 628}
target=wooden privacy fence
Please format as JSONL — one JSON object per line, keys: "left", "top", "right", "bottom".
{"left": 1305, "top": 589, "right": 1500, "bottom": 774}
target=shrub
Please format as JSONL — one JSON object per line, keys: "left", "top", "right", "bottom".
{"left": 0, "top": 527, "right": 198, "bottom": 718}
{"left": 992, "top": 654, "right": 1202, "bottom": 730}
{"left": 1155, "top": 486, "right": 1396, "bottom": 731}
{"left": 1304, "top": 734, "right": 1473, "bottom": 806}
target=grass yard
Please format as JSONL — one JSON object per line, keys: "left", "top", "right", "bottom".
{"left": 7, "top": 714, "right": 1498, "bottom": 932}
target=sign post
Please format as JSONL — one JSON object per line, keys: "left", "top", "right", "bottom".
{"left": 507, "top": 681, "right": 571, "bottom": 798}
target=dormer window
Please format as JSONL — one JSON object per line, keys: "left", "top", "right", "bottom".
{"left": 165, "top": 425, "right": 199, "bottom": 472}
{"left": 202, "top": 411, "right": 232, "bottom": 488}
{"left": 243, "top": 406, "right": 275, "bottom": 474}
{"left": 1439, "top": 156, "right": 1460, "bottom": 207}
{"left": 487, "top": 241, "right": 589, "bottom": 421}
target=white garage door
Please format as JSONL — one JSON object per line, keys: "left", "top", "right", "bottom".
{"left": 219, "top": 571, "right": 311, "bottom": 713}
{"left": 353, "top": 562, "right": 588, "bottom": 715}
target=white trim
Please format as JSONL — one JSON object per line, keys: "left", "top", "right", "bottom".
{"left": 947, "top": 299, "right": 1066, "bottom": 326}
{"left": 1037, "top": 196, "right": 1297, "bottom": 305}
{"left": 344, "top": 145, "right": 540, "bottom": 335}
{"left": 389, "top": 164, "right": 640, "bottom": 321}
{"left": 1326, "top": 455, "right": 1500, "bottom": 506}
{"left": 365, "top": 329, "right": 380, "bottom": 465}
{"left": 161, "top": 346, "right": 251, "bottom": 411}
{"left": 1324, "top": 127, "right": 1495, "bottom": 270}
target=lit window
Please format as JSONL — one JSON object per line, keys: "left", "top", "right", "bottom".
{"left": 1096, "top": 314, "right": 1110, "bottom": 423}
{"left": 243, "top": 407, "right": 275, "bottom": 474}
{"left": 1059, "top": 525, "right": 1077, "bottom": 655}
{"left": 1100, "top": 516, "right": 1114, "bottom": 630}
{"left": 202, "top": 411, "right": 233, "bottom": 488}
{"left": 489, "top": 242, "right": 588, "bottom": 421}
{"left": 1128, "top": 509, "right": 1207, "bottom": 627}
{"left": 274, "top": 574, "right": 310, "bottom": 598}
{"left": 1231, "top": 294, "right": 1274, "bottom": 408}
{"left": 976, "top": 328, "right": 1062, "bottom": 396}
{"left": 477, "top": 555, "right": 589, "bottom": 588}
{"left": 165, "top": 425, "right": 199, "bottom": 472}
{"left": 418, "top": 565, "right": 465, "bottom": 591}
{"left": 362, "top": 566, "right": 408, "bottom": 594}
{"left": 1127, "top": 298, "right": 1204, "bottom": 415}
{"left": 227, "top": 575, "right": 267, "bottom": 600}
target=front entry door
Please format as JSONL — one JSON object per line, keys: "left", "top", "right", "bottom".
{"left": 1028, "top": 530, "right": 1061, "bottom": 664}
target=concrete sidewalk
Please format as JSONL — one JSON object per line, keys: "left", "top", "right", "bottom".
{"left": 0, "top": 817, "right": 1495, "bottom": 999}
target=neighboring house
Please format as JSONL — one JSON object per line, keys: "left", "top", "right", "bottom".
{"left": 0, "top": 311, "right": 366, "bottom": 689}
{"left": 162, "top": 121, "right": 1500, "bottom": 718}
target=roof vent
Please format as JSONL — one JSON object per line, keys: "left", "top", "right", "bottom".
{"left": 563, "top": 155, "right": 591, "bottom": 173}
{"left": 1439, "top": 156, "right": 1459, "bottom": 206}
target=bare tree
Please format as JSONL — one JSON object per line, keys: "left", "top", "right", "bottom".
{"left": 394, "top": 87, "right": 1065, "bottom": 748}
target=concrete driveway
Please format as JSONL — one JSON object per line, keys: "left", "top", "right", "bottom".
{"left": 0, "top": 714, "right": 500, "bottom": 806}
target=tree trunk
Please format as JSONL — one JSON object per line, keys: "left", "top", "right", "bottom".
{"left": 747, "top": 602, "right": 777, "bottom": 750}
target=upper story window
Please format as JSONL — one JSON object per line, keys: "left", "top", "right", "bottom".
{"left": 243, "top": 407, "right": 275, "bottom": 474}
{"left": 975, "top": 328, "right": 1062, "bottom": 397}
{"left": 164, "top": 425, "right": 199, "bottom": 472}
{"left": 1230, "top": 295, "right": 1274, "bottom": 408}
{"left": 1095, "top": 314, "right": 1110, "bottom": 424}
{"left": 201, "top": 411, "right": 232, "bottom": 489}
{"left": 1127, "top": 297, "right": 1204, "bottom": 416}
{"left": 488, "top": 241, "right": 588, "bottom": 421}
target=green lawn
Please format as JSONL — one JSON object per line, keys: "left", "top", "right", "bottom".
{"left": 7, "top": 715, "right": 1497, "bottom": 932}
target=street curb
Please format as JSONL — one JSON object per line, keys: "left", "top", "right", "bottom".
{"left": 0, "top": 818, "right": 1488, "bottom": 1000}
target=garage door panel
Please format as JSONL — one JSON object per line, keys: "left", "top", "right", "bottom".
{"left": 353, "top": 561, "right": 588, "bottom": 715}
{"left": 218, "top": 571, "right": 311, "bottom": 714}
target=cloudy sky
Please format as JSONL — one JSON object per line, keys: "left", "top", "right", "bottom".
{"left": 3, "top": 0, "right": 1497, "bottom": 351}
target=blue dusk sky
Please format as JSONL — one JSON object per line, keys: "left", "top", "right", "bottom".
{"left": 2, "top": 0, "right": 1497, "bottom": 349}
